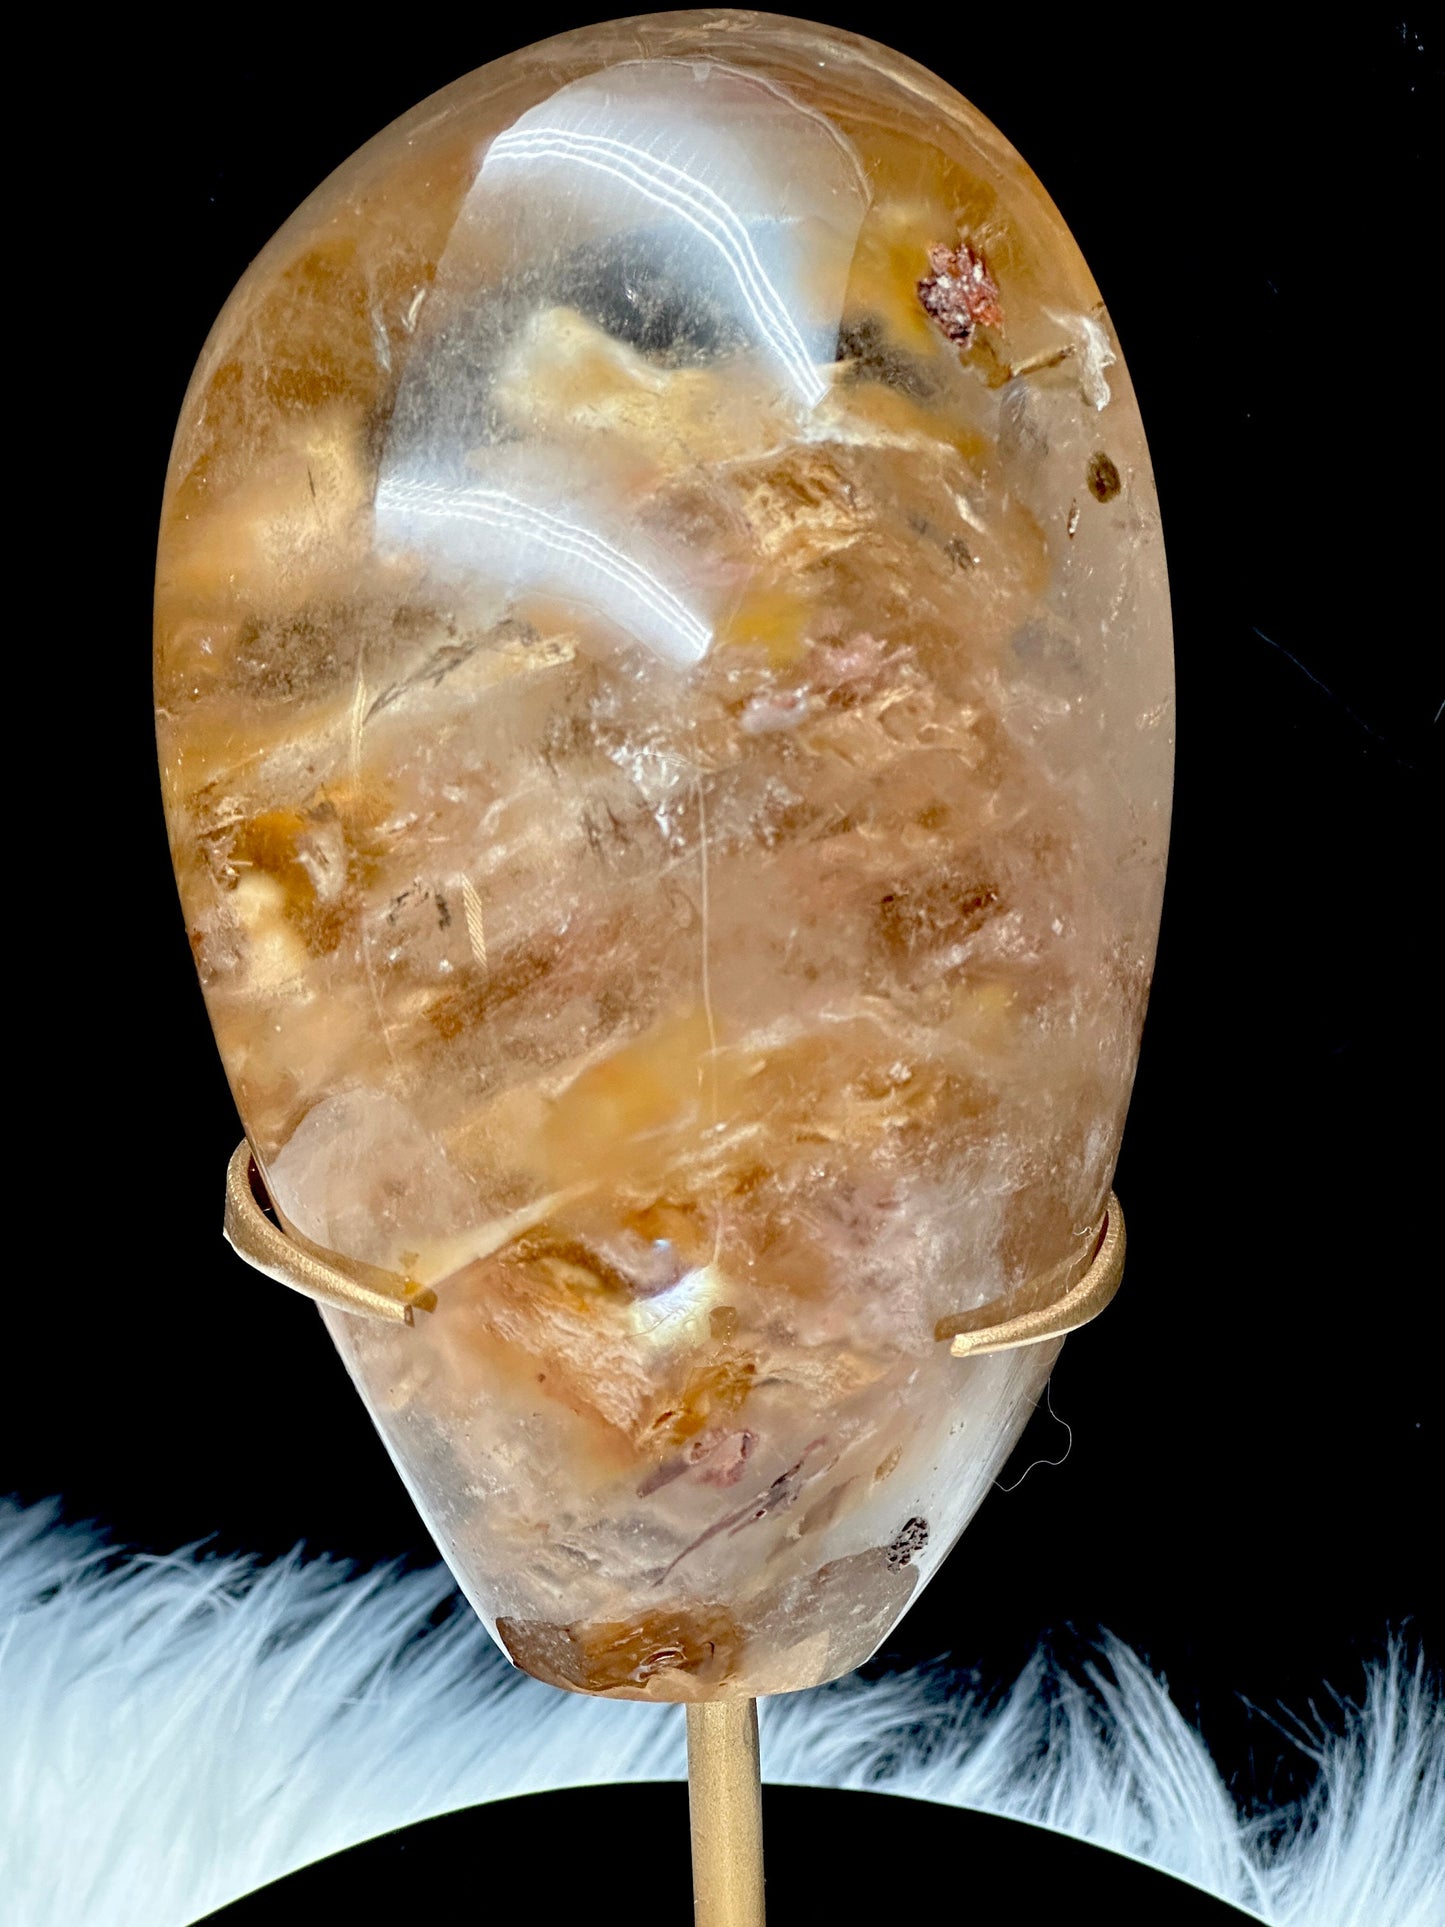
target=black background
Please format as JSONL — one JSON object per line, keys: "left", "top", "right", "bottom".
{"left": 18, "top": 8, "right": 1439, "bottom": 1902}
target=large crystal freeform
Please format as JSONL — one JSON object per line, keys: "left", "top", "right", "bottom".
{"left": 156, "top": 11, "right": 1172, "bottom": 1700}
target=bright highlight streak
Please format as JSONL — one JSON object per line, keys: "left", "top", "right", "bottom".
{"left": 377, "top": 474, "right": 712, "bottom": 665}
{"left": 486, "top": 124, "right": 827, "bottom": 406}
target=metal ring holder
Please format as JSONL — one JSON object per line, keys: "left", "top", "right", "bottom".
{"left": 225, "top": 1138, "right": 1124, "bottom": 1353}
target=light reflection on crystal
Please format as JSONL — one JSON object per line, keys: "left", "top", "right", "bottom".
{"left": 376, "top": 473, "right": 713, "bottom": 664}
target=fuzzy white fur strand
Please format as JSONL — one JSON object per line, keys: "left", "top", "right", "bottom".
{"left": 1, "top": 1501, "right": 1439, "bottom": 1927}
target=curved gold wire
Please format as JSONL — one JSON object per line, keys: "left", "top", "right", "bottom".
{"left": 224, "top": 1140, "right": 1124, "bottom": 1353}
{"left": 941, "top": 1193, "right": 1125, "bottom": 1359}
{"left": 223, "top": 1142, "right": 435, "bottom": 1325}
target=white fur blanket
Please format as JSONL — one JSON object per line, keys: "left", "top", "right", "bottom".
{"left": 1, "top": 1499, "right": 1439, "bottom": 1926}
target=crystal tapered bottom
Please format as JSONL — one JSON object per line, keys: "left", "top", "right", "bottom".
{"left": 325, "top": 1301, "right": 1058, "bottom": 1699}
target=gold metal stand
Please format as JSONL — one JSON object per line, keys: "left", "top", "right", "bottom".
{"left": 221, "top": 1144, "right": 1128, "bottom": 1923}
{"left": 223, "top": 1142, "right": 433, "bottom": 1323}
{"left": 941, "top": 1195, "right": 1126, "bottom": 1358}
{"left": 687, "top": 1700, "right": 766, "bottom": 1927}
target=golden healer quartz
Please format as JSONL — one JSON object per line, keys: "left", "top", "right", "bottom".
{"left": 157, "top": 11, "right": 1172, "bottom": 1700}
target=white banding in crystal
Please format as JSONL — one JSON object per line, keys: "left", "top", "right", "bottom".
{"left": 375, "top": 61, "right": 868, "bottom": 670}
{"left": 377, "top": 474, "right": 712, "bottom": 665}
{"left": 485, "top": 124, "right": 826, "bottom": 406}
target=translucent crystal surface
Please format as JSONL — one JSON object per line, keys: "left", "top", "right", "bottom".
{"left": 156, "top": 11, "right": 1172, "bottom": 1699}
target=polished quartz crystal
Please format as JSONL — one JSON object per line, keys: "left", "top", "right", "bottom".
{"left": 156, "top": 11, "right": 1172, "bottom": 1699}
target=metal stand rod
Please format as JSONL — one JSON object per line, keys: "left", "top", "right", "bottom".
{"left": 686, "top": 1699, "right": 766, "bottom": 1927}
